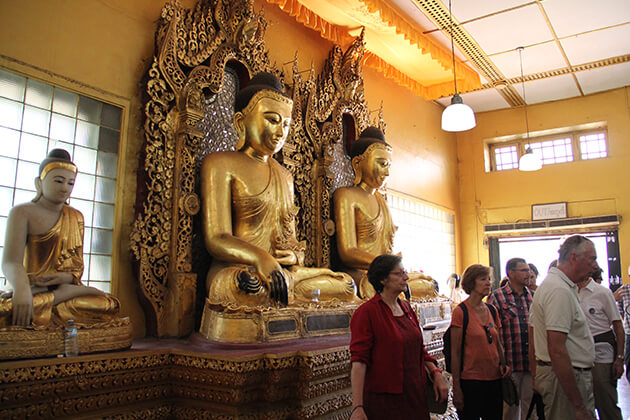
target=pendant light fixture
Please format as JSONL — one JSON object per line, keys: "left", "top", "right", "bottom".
{"left": 441, "top": 0, "right": 476, "bottom": 132}
{"left": 516, "top": 47, "right": 542, "bottom": 171}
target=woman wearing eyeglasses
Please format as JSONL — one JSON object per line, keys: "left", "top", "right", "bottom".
{"left": 450, "top": 264, "right": 510, "bottom": 420}
{"left": 349, "top": 254, "right": 448, "bottom": 420}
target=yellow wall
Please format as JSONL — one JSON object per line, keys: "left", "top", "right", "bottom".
{"left": 458, "top": 87, "right": 630, "bottom": 281}
{"left": 0, "top": 0, "right": 460, "bottom": 337}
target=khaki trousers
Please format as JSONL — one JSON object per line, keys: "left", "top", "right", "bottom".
{"left": 536, "top": 364, "right": 595, "bottom": 420}
{"left": 503, "top": 371, "right": 536, "bottom": 420}
{"left": 592, "top": 362, "right": 622, "bottom": 420}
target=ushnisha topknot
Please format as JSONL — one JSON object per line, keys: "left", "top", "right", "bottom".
{"left": 234, "top": 71, "right": 290, "bottom": 113}
{"left": 350, "top": 126, "right": 391, "bottom": 158}
{"left": 39, "top": 149, "right": 77, "bottom": 180}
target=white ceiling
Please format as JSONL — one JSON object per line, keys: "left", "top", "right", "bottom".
{"left": 388, "top": 0, "right": 630, "bottom": 112}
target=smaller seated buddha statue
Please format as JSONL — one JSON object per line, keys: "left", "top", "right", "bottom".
{"left": 333, "top": 127, "right": 437, "bottom": 300}
{"left": 1, "top": 149, "right": 121, "bottom": 328}
{"left": 201, "top": 72, "right": 357, "bottom": 307}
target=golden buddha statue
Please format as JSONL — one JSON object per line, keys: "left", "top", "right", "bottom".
{"left": 0, "top": 149, "right": 121, "bottom": 328}
{"left": 333, "top": 127, "right": 437, "bottom": 300}
{"left": 201, "top": 72, "right": 356, "bottom": 307}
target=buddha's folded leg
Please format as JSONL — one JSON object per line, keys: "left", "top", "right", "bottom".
{"left": 407, "top": 279, "right": 438, "bottom": 299}
{"left": 0, "top": 292, "right": 55, "bottom": 328}
{"left": 294, "top": 272, "right": 358, "bottom": 302}
{"left": 53, "top": 294, "right": 120, "bottom": 325}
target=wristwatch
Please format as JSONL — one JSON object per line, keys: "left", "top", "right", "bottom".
{"left": 616, "top": 354, "right": 624, "bottom": 360}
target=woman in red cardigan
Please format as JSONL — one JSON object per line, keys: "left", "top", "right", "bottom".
{"left": 349, "top": 254, "right": 448, "bottom": 419}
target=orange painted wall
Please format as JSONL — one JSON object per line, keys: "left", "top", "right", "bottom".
{"left": 0, "top": 0, "right": 460, "bottom": 337}
{"left": 458, "top": 87, "right": 630, "bottom": 283}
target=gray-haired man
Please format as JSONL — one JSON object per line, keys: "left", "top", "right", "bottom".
{"left": 530, "top": 235, "right": 598, "bottom": 420}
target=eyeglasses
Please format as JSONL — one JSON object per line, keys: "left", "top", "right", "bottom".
{"left": 483, "top": 325, "right": 493, "bottom": 344}
{"left": 390, "top": 270, "right": 408, "bottom": 277}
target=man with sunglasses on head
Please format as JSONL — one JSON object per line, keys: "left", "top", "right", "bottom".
{"left": 530, "top": 235, "right": 598, "bottom": 420}
{"left": 488, "top": 258, "right": 535, "bottom": 420}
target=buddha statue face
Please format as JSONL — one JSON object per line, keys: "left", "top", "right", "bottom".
{"left": 235, "top": 96, "right": 292, "bottom": 158}
{"left": 36, "top": 167, "right": 76, "bottom": 204}
{"left": 354, "top": 144, "right": 392, "bottom": 190}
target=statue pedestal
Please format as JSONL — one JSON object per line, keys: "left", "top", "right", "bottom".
{"left": 0, "top": 317, "right": 133, "bottom": 360}
{"left": 0, "top": 334, "right": 353, "bottom": 419}
{"left": 200, "top": 300, "right": 360, "bottom": 343}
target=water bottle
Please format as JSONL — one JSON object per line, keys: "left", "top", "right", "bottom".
{"left": 64, "top": 318, "right": 79, "bottom": 357}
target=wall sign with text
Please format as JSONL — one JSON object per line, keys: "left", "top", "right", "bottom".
{"left": 532, "top": 202, "right": 567, "bottom": 221}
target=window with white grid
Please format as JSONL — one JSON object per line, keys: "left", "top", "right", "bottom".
{"left": 0, "top": 68, "right": 121, "bottom": 293}
{"left": 387, "top": 192, "right": 456, "bottom": 294}
{"left": 528, "top": 137, "right": 573, "bottom": 165}
{"left": 580, "top": 132, "right": 607, "bottom": 160}
{"left": 488, "top": 128, "right": 607, "bottom": 172}
{"left": 493, "top": 145, "right": 519, "bottom": 171}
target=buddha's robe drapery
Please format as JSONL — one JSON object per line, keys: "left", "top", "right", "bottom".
{"left": 207, "top": 159, "right": 355, "bottom": 307}
{"left": 342, "top": 192, "right": 396, "bottom": 298}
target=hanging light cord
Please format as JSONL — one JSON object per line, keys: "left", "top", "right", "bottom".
{"left": 518, "top": 47, "right": 530, "bottom": 141}
{"left": 449, "top": 0, "right": 457, "bottom": 95}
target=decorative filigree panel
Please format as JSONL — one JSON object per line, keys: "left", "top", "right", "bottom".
{"left": 130, "top": 0, "right": 273, "bottom": 337}
{"left": 0, "top": 342, "right": 355, "bottom": 419}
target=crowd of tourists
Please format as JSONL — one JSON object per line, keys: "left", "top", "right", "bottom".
{"left": 349, "top": 234, "right": 629, "bottom": 420}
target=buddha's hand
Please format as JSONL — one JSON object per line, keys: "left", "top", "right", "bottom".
{"left": 254, "top": 253, "right": 289, "bottom": 305}
{"left": 11, "top": 283, "right": 34, "bottom": 326}
{"left": 268, "top": 270, "right": 289, "bottom": 305}
{"left": 33, "top": 272, "right": 74, "bottom": 287}
{"left": 274, "top": 249, "right": 297, "bottom": 265}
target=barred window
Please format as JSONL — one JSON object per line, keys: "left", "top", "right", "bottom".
{"left": 0, "top": 68, "right": 121, "bottom": 293}
{"left": 493, "top": 145, "right": 519, "bottom": 171}
{"left": 487, "top": 127, "right": 607, "bottom": 172}
{"left": 580, "top": 132, "right": 607, "bottom": 160}
{"left": 528, "top": 137, "right": 573, "bottom": 165}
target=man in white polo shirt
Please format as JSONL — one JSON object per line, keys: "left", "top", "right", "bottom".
{"left": 530, "top": 235, "right": 598, "bottom": 420}
{"left": 578, "top": 268, "right": 624, "bottom": 420}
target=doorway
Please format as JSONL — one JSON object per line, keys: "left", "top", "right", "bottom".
{"left": 488, "top": 231, "right": 621, "bottom": 290}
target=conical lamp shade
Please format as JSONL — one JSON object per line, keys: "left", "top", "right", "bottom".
{"left": 441, "top": 94, "right": 476, "bottom": 132}
{"left": 519, "top": 148, "right": 542, "bottom": 171}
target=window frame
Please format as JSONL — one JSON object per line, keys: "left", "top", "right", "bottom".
{"left": 487, "top": 127, "right": 608, "bottom": 172}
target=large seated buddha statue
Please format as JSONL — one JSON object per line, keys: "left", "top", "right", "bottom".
{"left": 1, "top": 149, "right": 121, "bottom": 329}
{"left": 333, "top": 127, "right": 437, "bottom": 300}
{"left": 200, "top": 72, "right": 357, "bottom": 308}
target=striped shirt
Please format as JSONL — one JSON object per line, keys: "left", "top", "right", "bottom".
{"left": 487, "top": 283, "right": 533, "bottom": 372}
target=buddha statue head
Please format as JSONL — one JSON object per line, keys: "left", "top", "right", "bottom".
{"left": 33, "top": 149, "right": 78, "bottom": 204}
{"left": 350, "top": 127, "right": 392, "bottom": 189}
{"left": 233, "top": 72, "right": 293, "bottom": 157}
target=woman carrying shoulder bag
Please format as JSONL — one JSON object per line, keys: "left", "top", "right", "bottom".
{"left": 451, "top": 264, "right": 511, "bottom": 420}
{"left": 349, "top": 254, "right": 448, "bottom": 419}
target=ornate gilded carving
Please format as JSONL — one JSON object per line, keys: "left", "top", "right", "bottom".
{"left": 0, "top": 342, "right": 355, "bottom": 419}
{"left": 0, "top": 318, "right": 132, "bottom": 360}
{"left": 130, "top": 0, "right": 273, "bottom": 337}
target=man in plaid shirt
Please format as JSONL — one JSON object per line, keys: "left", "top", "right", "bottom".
{"left": 488, "top": 257, "right": 534, "bottom": 420}
{"left": 613, "top": 272, "right": 630, "bottom": 382}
